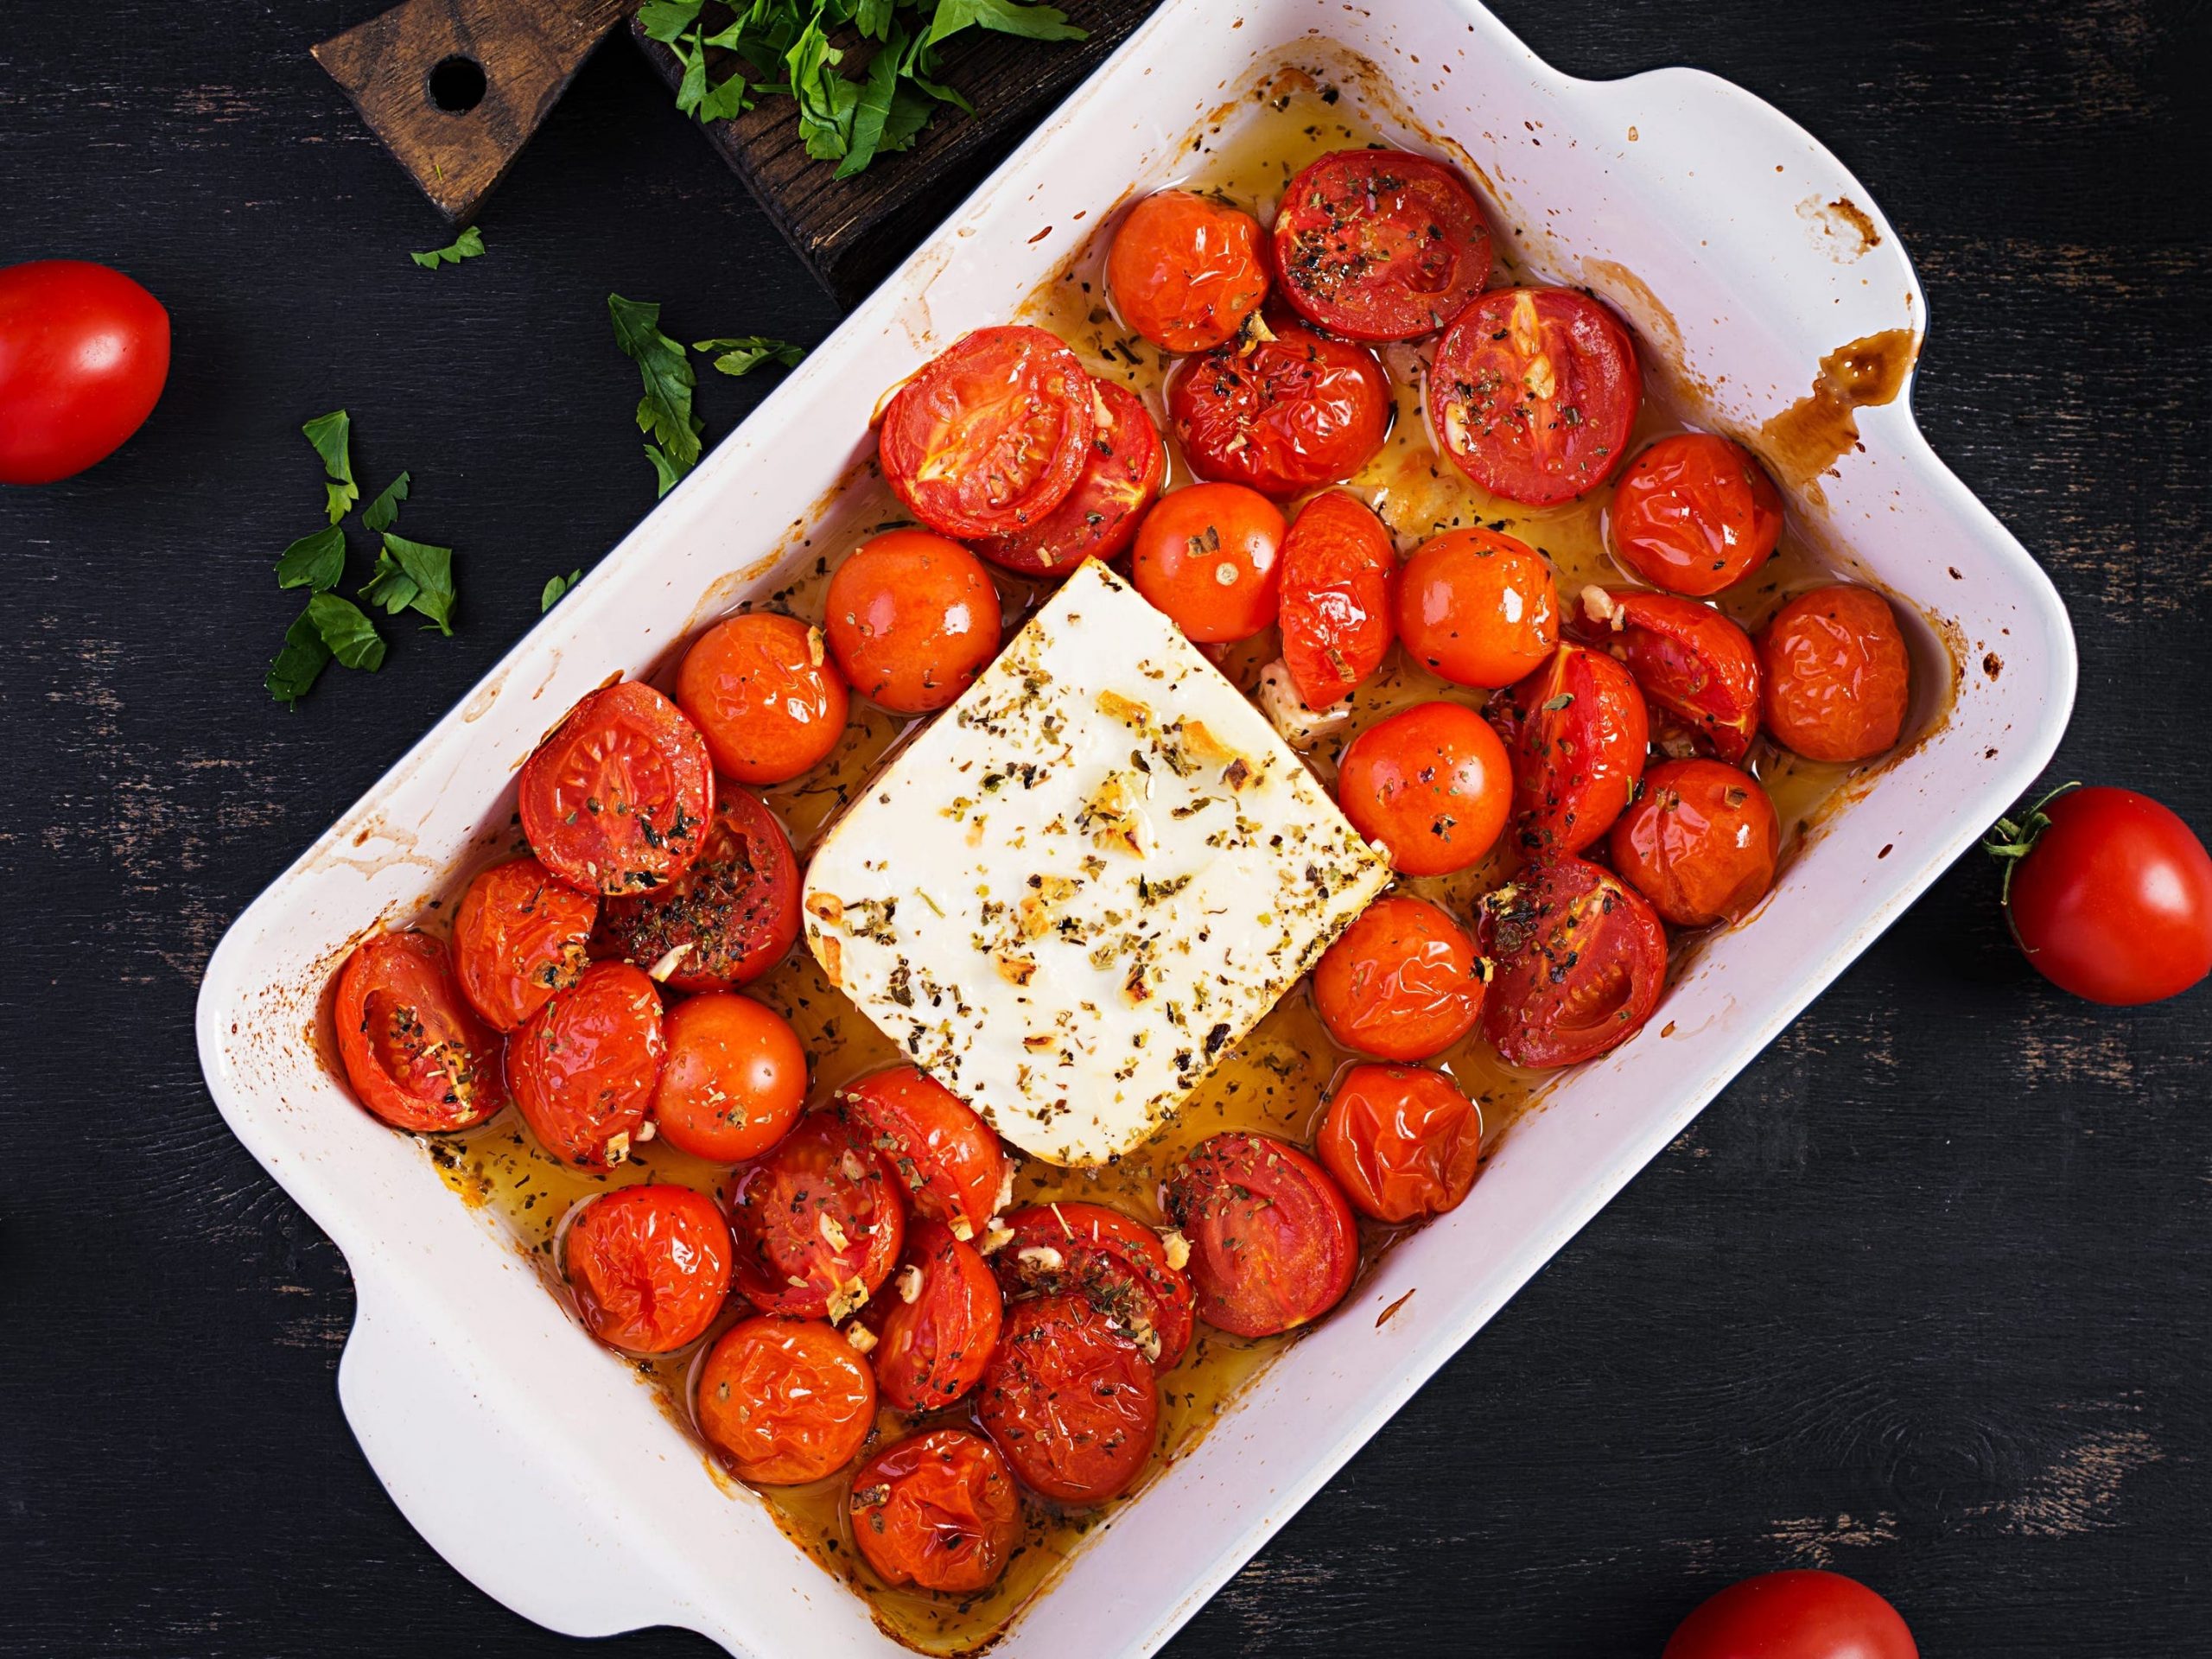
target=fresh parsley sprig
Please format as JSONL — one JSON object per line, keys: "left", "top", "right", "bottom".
{"left": 302, "top": 410, "right": 358, "bottom": 524}
{"left": 609, "top": 296, "right": 806, "bottom": 494}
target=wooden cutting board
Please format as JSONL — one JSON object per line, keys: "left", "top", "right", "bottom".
{"left": 632, "top": 0, "right": 1165, "bottom": 308}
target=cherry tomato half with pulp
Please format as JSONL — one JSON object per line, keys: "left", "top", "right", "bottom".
{"left": 1336, "top": 700, "right": 1512, "bottom": 876}
{"left": 978, "top": 1292, "right": 1159, "bottom": 1504}
{"left": 696, "top": 1315, "right": 877, "bottom": 1485}
{"left": 451, "top": 856, "right": 598, "bottom": 1033}
{"left": 1758, "top": 585, "right": 1911, "bottom": 763}
{"left": 849, "top": 1429, "right": 1024, "bottom": 1596}
{"left": 1611, "top": 759, "right": 1780, "bottom": 928}
{"left": 1168, "top": 321, "right": 1391, "bottom": 498}
{"left": 1662, "top": 1569, "right": 1919, "bottom": 1659}
{"left": 0, "top": 260, "right": 170, "bottom": 485}
{"left": 825, "top": 530, "right": 1003, "bottom": 715}
{"left": 520, "top": 681, "right": 715, "bottom": 896}
{"left": 1477, "top": 857, "right": 1667, "bottom": 1069}
{"left": 1573, "top": 586, "right": 1762, "bottom": 765}
{"left": 865, "top": 1218, "right": 1004, "bottom": 1412}
{"left": 652, "top": 992, "right": 808, "bottom": 1163}
{"left": 563, "top": 1183, "right": 733, "bottom": 1354}
{"left": 973, "top": 379, "right": 1166, "bottom": 576}
{"left": 677, "top": 612, "right": 850, "bottom": 786}
{"left": 1988, "top": 785, "right": 2212, "bottom": 1006}
{"left": 1487, "top": 644, "right": 1650, "bottom": 858}
{"left": 506, "top": 960, "right": 666, "bottom": 1166}
{"left": 1129, "top": 481, "right": 1286, "bottom": 643}
{"left": 1395, "top": 526, "right": 1559, "bottom": 690}
{"left": 1274, "top": 149, "right": 1493, "bottom": 341}
{"left": 878, "top": 326, "right": 1095, "bottom": 539}
{"left": 1107, "top": 191, "right": 1269, "bottom": 354}
{"left": 1312, "top": 894, "right": 1486, "bottom": 1062}
{"left": 836, "top": 1065, "right": 1008, "bottom": 1242}
{"left": 991, "top": 1201, "right": 1197, "bottom": 1370}
{"left": 728, "top": 1110, "right": 906, "bottom": 1319}
{"left": 334, "top": 929, "right": 508, "bottom": 1133}
{"left": 594, "top": 786, "right": 801, "bottom": 993}
{"left": 1608, "top": 432, "right": 1784, "bottom": 596}
{"left": 1161, "top": 1132, "right": 1358, "bottom": 1338}
{"left": 1317, "top": 1064, "right": 1484, "bottom": 1224}
{"left": 1279, "top": 489, "right": 1396, "bottom": 709}
{"left": 1428, "top": 287, "right": 1642, "bottom": 505}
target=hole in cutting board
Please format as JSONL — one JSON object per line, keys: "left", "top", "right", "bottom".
{"left": 427, "top": 54, "right": 487, "bottom": 113}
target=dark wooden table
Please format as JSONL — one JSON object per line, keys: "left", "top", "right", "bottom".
{"left": 3, "top": 3, "right": 2206, "bottom": 1654}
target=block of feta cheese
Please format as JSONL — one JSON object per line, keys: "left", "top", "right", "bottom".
{"left": 802, "top": 558, "right": 1391, "bottom": 1166}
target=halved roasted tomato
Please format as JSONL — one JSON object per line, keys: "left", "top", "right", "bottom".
{"left": 863, "top": 1217, "right": 1003, "bottom": 1412}
{"left": 1274, "top": 149, "right": 1493, "bottom": 341}
{"left": 506, "top": 960, "right": 665, "bottom": 1166}
{"left": 1486, "top": 643, "right": 1650, "bottom": 857}
{"left": 978, "top": 1292, "right": 1158, "bottom": 1504}
{"left": 1573, "top": 586, "right": 1761, "bottom": 765}
{"left": 1168, "top": 320, "right": 1390, "bottom": 498}
{"left": 836, "top": 1065, "right": 1008, "bottom": 1243}
{"left": 1279, "top": 489, "right": 1396, "bottom": 709}
{"left": 1160, "top": 1132, "right": 1358, "bottom": 1338}
{"left": 974, "top": 379, "right": 1166, "bottom": 576}
{"left": 594, "top": 787, "right": 799, "bottom": 992}
{"left": 849, "top": 1429, "right": 1023, "bottom": 1595}
{"left": 991, "top": 1201, "right": 1197, "bottom": 1370}
{"left": 563, "top": 1183, "right": 732, "bottom": 1354}
{"left": 334, "top": 929, "right": 508, "bottom": 1133}
{"left": 519, "top": 681, "right": 714, "bottom": 896}
{"left": 1476, "top": 857, "right": 1667, "bottom": 1069}
{"left": 1317, "top": 1064, "right": 1484, "bottom": 1224}
{"left": 727, "top": 1110, "right": 906, "bottom": 1319}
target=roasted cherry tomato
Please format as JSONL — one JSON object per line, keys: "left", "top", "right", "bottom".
{"left": 1758, "top": 585, "right": 1911, "bottom": 763}
{"left": 836, "top": 1065, "right": 1008, "bottom": 1242}
{"left": 506, "top": 961, "right": 666, "bottom": 1166}
{"left": 728, "top": 1110, "right": 906, "bottom": 1319}
{"left": 1395, "top": 527, "right": 1559, "bottom": 690}
{"left": 878, "top": 326, "right": 1094, "bottom": 539}
{"left": 1988, "top": 785, "right": 2212, "bottom": 1006}
{"left": 595, "top": 787, "right": 800, "bottom": 993}
{"left": 1317, "top": 1064, "right": 1484, "bottom": 1224}
{"left": 1487, "top": 644, "right": 1650, "bottom": 858}
{"left": 1608, "top": 432, "right": 1784, "bottom": 596}
{"left": 1129, "top": 481, "right": 1286, "bottom": 643}
{"left": 1168, "top": 321, "right": 1390, "bottom": 498}
{"left": 1611, "top": 759, "right": 1780, "bottom": 928}
{"left": 563, "top": 1183, "right": 732, "bottom": 1354}
{"left": 1279, "top": 489, "right": 1396, "bottom": 709}
{"left": 849, "top": 1429, "right": 1024, "bottom": 1595}
{"left": 0, "top": 259, "right": 170, "bottom": 485}
{"left": 451, "top": 856, "right": 598, "bottom": 1033}
{"left": 1477, "top": 857, "right": 1667, "bottom": 1069}
{"left": 1663, "top": 1569, "right": 1918, "bottom": 1659}
{"left": 1573, "top": 586, "right": 1761, "bottom": 764}
{"left": 979, "top": 1292, "right": 1159, "bottom": 1504}
{"left": 1106, "top": 191, "right": 1269, "bottom": 353}
{"left": 652, "top": 992, "right": 808, "bottom": 1163}
{"left": 824, "top": 530, "right": 1003, "bottom": 715}
{"left": 1336, "top": 701, "right": 1512, "bottom": 876}
{"left": 1161, "top": 1132, "right": 1358, "bottom": 1338}
{"left": 334, "top": 929, "right": 508, "bottom": 1133}
{"left": 519, "top": 681, "right": 714, "bottom": 896}
{"left": 991, "top": 1201, "right": 1197, "bottom": 1370}
{"left": 865, "top": 1218, "right": 1004, "bottom": 1412}
{"left": 696, "top": 1315, "right": 877, "bottom": 1485}
{"left": 677, "top": 612, "right": 850, "bottom": 786}
{"left": 973, "top": 379, "right": 1166, "bottom": 576}
{"left": 1312, "top": 894, "right": 1486, "bottom": 1062}
{"left": 1273, "top": 149, "right": 1493, "bottom": 341}
{"left": 1428, "top": 287, "right": 1641, "bottom": 505}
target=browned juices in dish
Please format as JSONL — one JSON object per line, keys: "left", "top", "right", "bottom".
{"left": 422, "top": 69, "right": 1878, "bottom": 1656}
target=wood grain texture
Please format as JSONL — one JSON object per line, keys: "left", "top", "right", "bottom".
{"left": 0, "top": 2, "right": 2206, "bottom": 1656}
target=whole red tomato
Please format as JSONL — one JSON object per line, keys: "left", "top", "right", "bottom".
{"left": 0, "top": 260, "right": 171, "bottom": 485}
{"left": 1987, "top": 784, "right": 2212, "bottom": 1005}
{"left": 1663, "top": 1569, "right": 1916, "bottom": 1659}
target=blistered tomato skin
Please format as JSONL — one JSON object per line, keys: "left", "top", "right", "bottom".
{"left": 334, "top": 930, "right": 509, "bottom": 1134}
{"left": 677, "top": 613, "right": 849, "bottom": 786}
{"left": 1396, "top": 527, "right": 1560, "bottom": 690}
{"left": 825, "top": 530, "right": 1003, "bottom": 715}
{"left": 1478, "top": 858, "right": 1668, "bottom": 1069}
{"left": 979, "top": 1292, "right": 1159, "bottom": 1504}
{"left": 1336, "top": 701, "right": 1513, "bottom": 876}
{"left": 1168, "top": 321, "right": 1391, "bottom": 498}
{"left": 563, "top": 1184, "right": 733, "bottom": 1354}
{"left": 1318, "top": 1065, "right": 1484, "bottom": 1224}
{"left": 992, "top": 1201, "right": 1197, "bottom": 1370}
{"left": 1611, "top": 759, "right": 1781, "bottom": 928}
{"left": 973, "top": 380, "right": 1166, "bottom": 576}
{"left": 1278, "top": 489, "right": 1397, "bottom": 709}
{"left": 836, "top": 1065, "right": 1008, "bottom": 1242}
{"left": 849, "top": 1429, "right": 1024, "bottom": 1595}
{"left": 1608, "top": 433, "right": 1784, "bottom": 596}
{"left": 867, "top": 1218, "right": 1004, "bottom": 1412}
{"left": 1162, "top": 1132, "right": 1358, "bottom": 1338}
{"left": 452, "top": 857, "right": 598, "bottom": 1033}
{"left": 652, "top": 992, "right": 807, "bottom": 1163}
{"left": 1274, "top": 149, "right": 1493, "bottom": 342}
{"left": 727, "top": 1111, "right": 906, "bottom": 1319}
{"left": 696, "top": 1316, "right": 877, "bottom": 1485}
{"left": 1488, "top": 644, "right": 1650, "bottom": 858}
{"left": 1129, "top": 482, "right": 1286, "bottom": 643}
{"left": 594, "top": 787, "right": 800, "bottom": 993}
{"left": 1107, "top": 192, "right": 1269, "bottom": 354}
{"left": 1312, "top": 895, "right": 1486, "bottom": 1062}
{"left": 518, "top": 682, "right": 715, "bottom": 896}
{"left": 1758, "top": 585, "right": 1911, "bottom": 763}
{"left": 1573, "top": 587, "right": 1762, "bottom": 765}
{"left": 506, "top": 961, "right": 666, "bottom": 1167}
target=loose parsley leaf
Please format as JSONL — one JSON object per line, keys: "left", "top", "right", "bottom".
{"left": 302, "top": 409, "right": 358, "bottom": 524}
{"left": 637, "top": 0, "right": 704, "bottom": 41}
{"left": 542, "top": 569, "right": 584, "bottom": 612}
{"left": 410, "top": 226, "right": 485, "bottom": 270}
{"left": 691, "top": 335, "right": 806, "bottom": 377}
{"left": 275, "top": 526, "right": 347, "bottom": 593}
{"left": 308, "top": 593, "right": 387, "bottom": 670}
{"left": 608, "top": 293, "right": 703, "bottom": 493}
{"left": 361, "top": 471, "right": 411, "bottom": 533}
{"left": 925, "top": 0, "right": 1085, "bottom": 48}
{"left": 363, "top": 533, "right": 458, "bottom": 635}
{"left": 267, "top": 607, "right": 334, "bottom": 705}
{"left": 837, "top": 26, "right": 907, "bottom": 178}
{"left": 645, "top": 444, "right": 689, "bottom": 499}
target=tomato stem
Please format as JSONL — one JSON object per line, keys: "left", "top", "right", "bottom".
{"left": 1980, "top": 779, "right": 2081, "bottom": 905}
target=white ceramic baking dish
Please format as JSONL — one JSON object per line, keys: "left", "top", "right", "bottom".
{"left": 195, "top": 1, "right": 2075, "bottom": 1653}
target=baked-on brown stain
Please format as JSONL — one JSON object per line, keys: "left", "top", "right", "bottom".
{"left": 1827, "top": 197, "right": 1881, "bottom": 251}
{"left": 1760, "top": 328, "right": 1920, "bottom": 490}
